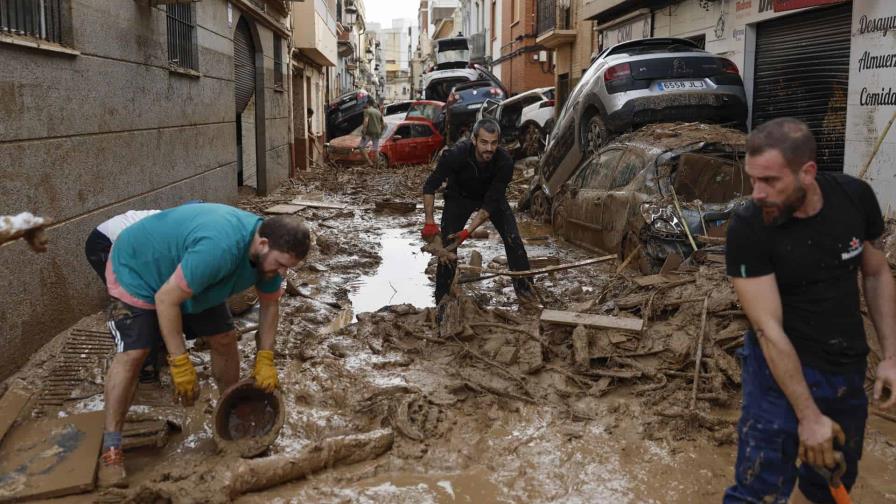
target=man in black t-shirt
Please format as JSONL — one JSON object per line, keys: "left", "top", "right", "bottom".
{"left": 724, "top": 118, "right": 896, "bottom": 503}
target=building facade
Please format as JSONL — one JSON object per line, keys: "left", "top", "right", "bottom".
{"left": 292, "top": 0, "right": 339, "bottom": 171}
{"left": 0, "top": 0, "right": 291, "bottom": 380}
{"left": 496, "top": 0, "right": 554, "bottom": 94}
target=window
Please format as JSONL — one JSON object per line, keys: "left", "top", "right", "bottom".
{"left": 411, "top": 123, "right": 432, "bottom": 138}
{"left": 574, "top": 148, "right": 623, "bottom": 190}
{"left": 166, "top": 4, "right": 198, "bottom": 71}
{"left": 490, "top": 0, "right": 495, "bottom": 40}
{"left": 274, "top": 35, "right": 283, "bottom": 88}
{"left": 0, "top": 0, "right": 69, "bottom": 45}
{"left": 610, "top": 149, "right": 645, "bottom": 190}
{"left": 394, "top": 125, "right": 413, "bottom": 139}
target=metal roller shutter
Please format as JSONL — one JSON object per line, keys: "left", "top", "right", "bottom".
{"left": 234, "top": 18, "right": 255, "bottom": 115}
{"left": 752, "top": 2, "right": 852, "bottom": 172}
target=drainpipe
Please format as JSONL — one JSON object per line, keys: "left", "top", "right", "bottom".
{"left": 288, "top": 11, "right": 297, "bottom": 178}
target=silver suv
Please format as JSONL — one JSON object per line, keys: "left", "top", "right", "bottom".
{"left": 529, "top": 37, "right": 747, "bottom": 219}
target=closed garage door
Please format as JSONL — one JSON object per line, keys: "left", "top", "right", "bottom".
{"left": 234, "top": 18, "right": 255, "bottom": 114}
{"left": 752, "top": 2, "right": 851, "bottom": 172}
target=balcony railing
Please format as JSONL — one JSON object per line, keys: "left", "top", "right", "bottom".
{"left": 537, "top": 0, "right": 571, "bottom": 36}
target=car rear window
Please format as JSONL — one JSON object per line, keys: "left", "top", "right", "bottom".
{"left": 672, "top": 152, "right": 751, "bottom": 203}
{"left": 608, "top": 42, "right": 704, "bottom": 57}
{"left": 426, "top": 77, "right": 472, "bottom": 102}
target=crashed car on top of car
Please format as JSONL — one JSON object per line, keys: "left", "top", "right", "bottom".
{"left": 530, "top": 37, "right": 747, "bottom": 215}
{"left": 549, "top": 122, "right": 749, "bottom": 273}
{"left": 421, "top": 64, "right": 506, "bottom": 143}
{"left": 324, "top": 118, "right": 445, "bottom": 168}
{"left": 325, "top": 89, "right": 372, "bottom": 140}
{"left": 478, "top": 86, "right": 555, "bottom": 158}
{"left": 384, "top": 100, "right": 415, "bottom": 120}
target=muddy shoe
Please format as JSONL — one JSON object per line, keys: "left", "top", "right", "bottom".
{"left": 97, "top": 447, "right": 128, "bottom": 488}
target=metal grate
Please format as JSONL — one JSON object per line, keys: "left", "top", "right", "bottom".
{"left": 536, "top": 0, "right": 570, "bottom": 36}
{"left": 0, "top": 0, "right": 65, "bottom": 44}
{"left": 274, "top": 34, "right": 283, "bottom": 87}
{"left": 166, "top": 3, "right": 197, "bottom": 71}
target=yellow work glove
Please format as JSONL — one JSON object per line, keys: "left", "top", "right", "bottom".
{"left": 251, "top": 350, "right": 279, "bottom": 392}
{"left": 167, "top": 353, "right": 198, "bottom": 406}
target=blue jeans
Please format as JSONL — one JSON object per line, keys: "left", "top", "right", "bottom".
{"left": 723, "top": 331, "right": 867, "bottom": 504}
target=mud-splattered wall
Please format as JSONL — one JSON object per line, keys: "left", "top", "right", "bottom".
{"left": 0, "top": 0, "right": 291, "bottom": 381}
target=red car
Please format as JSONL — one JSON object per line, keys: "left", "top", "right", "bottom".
{"left": 324, "top": 119, "right": 445, "bottom": 167}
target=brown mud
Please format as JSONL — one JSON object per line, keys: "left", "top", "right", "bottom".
{"left": 3, "top": 163, "right": 896, "bottom": 502}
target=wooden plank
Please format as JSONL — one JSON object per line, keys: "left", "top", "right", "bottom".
{"left": 632, "top": 274, "right": 680, "bottom": 287}
{"left": 264, "top": 204, "right": 306, "bottom": 215}
{"left": 459, "top": 255, "right": 617, "bottom": 284}
{"left": 0, "top": 388, "right": 31, "bottom": 445}
{"left": 541, "top": 309, "right": 643, "bottom": 333}
{"left": 289, "top": 198, "right": 348, "bottom": 210}
{"left": 0, "top": 411, "right": 104, "bottom": 501}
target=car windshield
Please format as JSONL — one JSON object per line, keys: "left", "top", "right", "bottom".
{"left": 408, "top": 104, "right": 441, "bottom": 122}
{"left": 542, "top": 89, "right": 555, "bottom": 100}
{"left": 669, "top": 151, "right": 750, "bottom": 204}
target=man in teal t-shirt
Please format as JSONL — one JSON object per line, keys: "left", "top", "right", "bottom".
{"left": 98, "top": 203, "right": 310, "bottom": 488}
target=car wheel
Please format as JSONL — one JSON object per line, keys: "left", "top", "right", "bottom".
{"left": 582, "top": 114, "right": 607, "bottom": 159}
{"left": 377, "top": 152, "right": 389, "bottom": 168}
{"left": 521, "top": 123, "right": 544, "bottom": 158}
{"left": 619, "top": 232, "right": 653, "bottom": 275}
{"left": 529, "top": 189, "right": 550, "bottom": 223}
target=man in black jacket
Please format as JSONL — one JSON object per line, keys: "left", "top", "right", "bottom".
{"left": 421, "top": 118, "right": 535, "bottom": 305}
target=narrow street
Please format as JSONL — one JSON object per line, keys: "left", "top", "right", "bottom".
{"left": 4, "top": 0, "right": 896, "bottom": 501}
{"left": 4, "top": 162, "right": 894, "bottom": 502}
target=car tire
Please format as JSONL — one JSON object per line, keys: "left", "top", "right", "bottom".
{"left": 529, "top": 189, "right": 551, "bottom": 223}
{"left": 377, "top": 152, "right": 389, "bottom": 168}
{"left": 521, "top": 123, "right": 544, "bottom": 158}
{"left": 619, "top": 232, "right": 654, "bottom": 275}
{"left": 581, "top": 113, "right": 607, "bottom": 159}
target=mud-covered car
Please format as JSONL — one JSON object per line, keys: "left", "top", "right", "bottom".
{"left": 550, "top": 123, "right": 750, "bottom": 272}
{"left": 536, "top": 38, "right": 747, "bottom": 211}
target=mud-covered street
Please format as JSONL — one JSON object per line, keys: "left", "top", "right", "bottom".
{"left": 1, "top": 162, "right": 893, "bottom": 503}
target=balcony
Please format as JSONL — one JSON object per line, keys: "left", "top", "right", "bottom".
{"left": 536, "top": 0, "right": 576, "bottom": 49}
{"left": 291, "top": 0, "right": 338, "bottom": 66}
{"left": 337, "top": 29, "right": 357, "bottom": 57}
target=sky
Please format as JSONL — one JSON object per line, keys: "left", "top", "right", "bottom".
{"left": 364, "top": 0, "right": 419, "bottom": 29}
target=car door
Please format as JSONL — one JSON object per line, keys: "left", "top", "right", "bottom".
{"left": 409, "top": 123, "right": 435, "bottom": 164}
{"left": 599, "top": 147, "right": 648, "bottom": 253}
{"left": 558, "top": 147, "right": 624, "bottom": 253}
{"left": 391, "top": 125, "right": 414, "bottom": 164}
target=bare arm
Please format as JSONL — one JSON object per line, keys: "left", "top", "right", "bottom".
{"left": 154, "top": 277, "right": 193, "bottom": 357}
{"left": 424, "top": 194, "right": 436, "bottom": 225}
{"left": 861, "top": 242, "right": 896, "bottom": 408}
{"left": 256, "top": 297, "right": 280, "bottom": 352}
{"left": 732, "top": 274, "right": 844, "bottom": 467}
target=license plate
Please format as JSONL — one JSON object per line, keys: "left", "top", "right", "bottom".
{"left": 467, "top": 103, "right": 482, "bottom": 110}
{"left": 659, "top": 80, "right": 706, "bottom": 91}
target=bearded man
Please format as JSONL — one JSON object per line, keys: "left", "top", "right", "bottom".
{"left": 96, "top": 203, "right": 310, "bottom": 488}
{"left": 724, "top": 118, "right": 896, "bottom": 503}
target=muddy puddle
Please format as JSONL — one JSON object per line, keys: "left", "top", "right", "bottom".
{"left": 348, "top": 229, "right": 434, "bottom": 316}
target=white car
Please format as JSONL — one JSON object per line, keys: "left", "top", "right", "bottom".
{"left": 478, "top": 87, "right": 555, "bottom": 157}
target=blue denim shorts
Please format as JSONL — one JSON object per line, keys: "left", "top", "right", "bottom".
{"left": 723, "top": 331, "right": 867, "bottom": 504}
